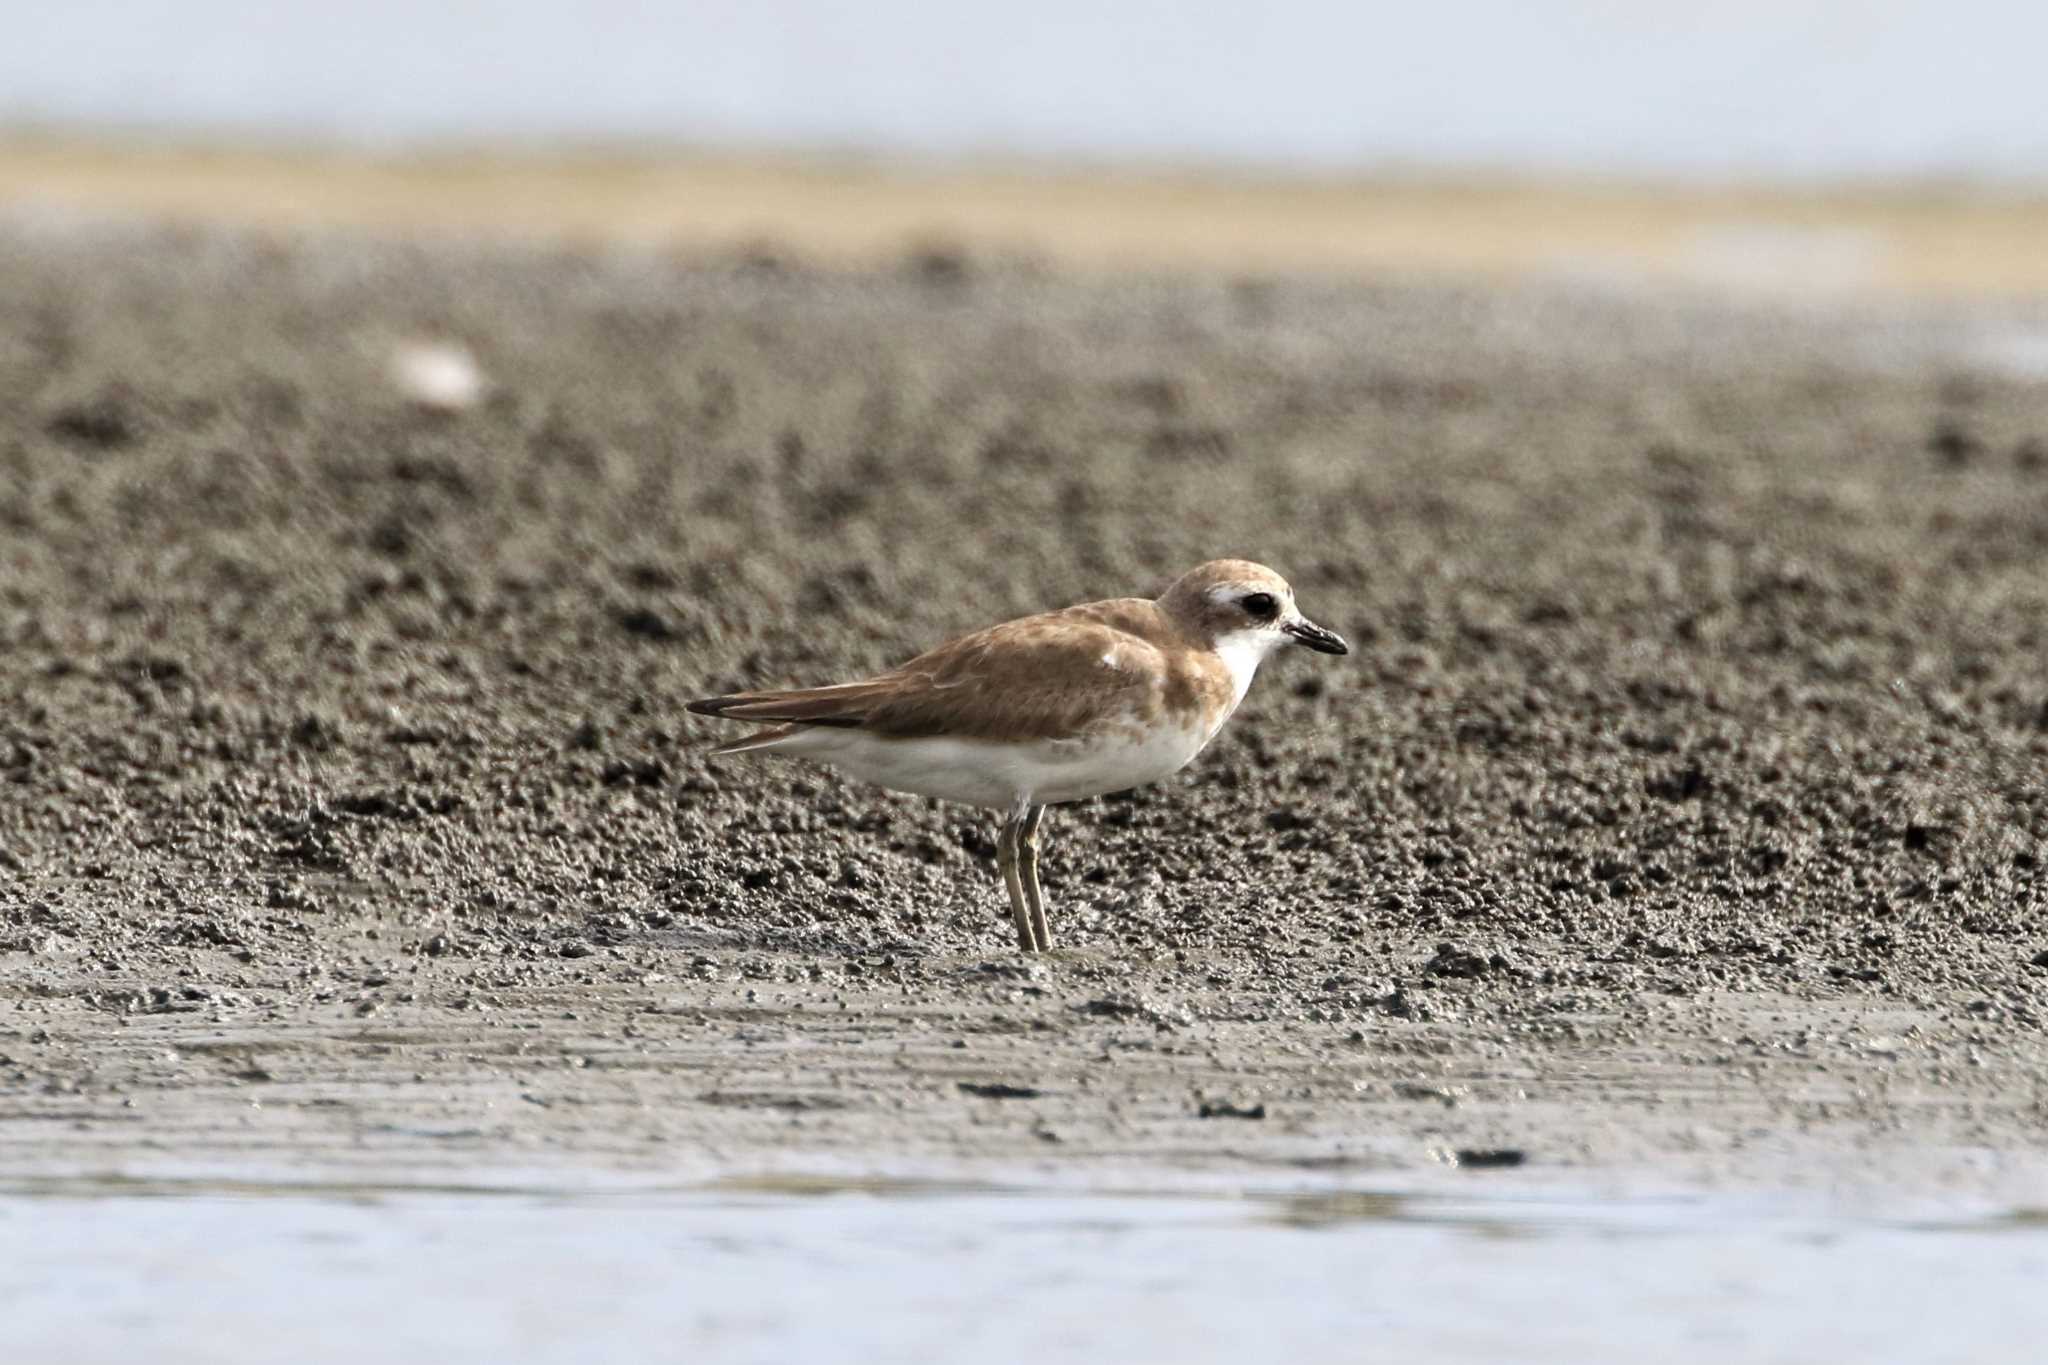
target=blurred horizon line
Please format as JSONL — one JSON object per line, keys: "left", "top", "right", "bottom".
{"left": 9, "top": 130, "right": 2048, "bottom": 301}
{"left": 9, "top": 123, "right": 2048, "bottom": 202}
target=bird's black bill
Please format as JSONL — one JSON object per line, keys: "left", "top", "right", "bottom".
{"left": 1283, "top": 618, "right": 1350, "bottom": 654}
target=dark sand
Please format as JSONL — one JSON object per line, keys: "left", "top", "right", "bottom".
{"left": 2, "top": 223, "right": 2046, "bottom": 1194}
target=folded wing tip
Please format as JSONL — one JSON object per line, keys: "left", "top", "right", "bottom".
{"left": 686, "top": 689, "right": 874, "bottom": 728}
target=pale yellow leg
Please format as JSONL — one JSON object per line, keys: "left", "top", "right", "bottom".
{"left": 1019, "top": 804, "right": 1051, "bottom": 951}
{"left": 997, "top": 812, "right": 1036, "bottom": 952}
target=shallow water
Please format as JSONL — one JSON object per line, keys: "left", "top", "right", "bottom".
{"left": 5, "top": 1173, "right": 2045, "bottom": 1364}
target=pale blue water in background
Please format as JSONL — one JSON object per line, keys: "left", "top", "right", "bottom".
{"left": 7, "top": 1, "right": 2048, "bottom": 182}
{"left": 5, "top": 1173, "right": 2047, "bottom": 1364}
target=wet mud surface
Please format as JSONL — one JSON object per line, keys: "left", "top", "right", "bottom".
{"left": 2, "top": 223, "right": 2046, "bottom": 1190}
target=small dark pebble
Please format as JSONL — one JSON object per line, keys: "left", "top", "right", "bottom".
{"left": 1454, "top": 1148, "right": 1527, "bottom": 1169}
{"left": 614, "top": 607, "right": 681, "bottom": 641}
{"left": 1197, "top": 1100, "right": 1267, "bottom": 1120}
{"left": 958, "top": 1082, "right": 1042, "bottom": 1100}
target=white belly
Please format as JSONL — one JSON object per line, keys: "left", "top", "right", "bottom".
{"left": 769, "top": 721, "right": 1214, "bottom": 809}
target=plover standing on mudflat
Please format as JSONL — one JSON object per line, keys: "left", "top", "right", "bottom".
{"left": 686, "top": 560, "right": 1349, "bottom": 952}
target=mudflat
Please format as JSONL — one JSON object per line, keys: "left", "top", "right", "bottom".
{"left": 2, "top": 222, "right": 2046, "bottom": 1196}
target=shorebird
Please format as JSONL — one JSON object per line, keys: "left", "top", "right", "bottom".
{"left": 686, "top": 560, "right": 1348, "bottom": 951}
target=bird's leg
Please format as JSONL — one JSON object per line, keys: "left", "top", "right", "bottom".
{"left": 997, "top": 808, "right": 1037, "bottom": 953}
{"left": 1019, "top": 803, "right": 1051, "bottom": 951}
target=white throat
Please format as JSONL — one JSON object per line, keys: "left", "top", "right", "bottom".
{"left": 1210, "top": 628, "right": 1282, "bottom": 709}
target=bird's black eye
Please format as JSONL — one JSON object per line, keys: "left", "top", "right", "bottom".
{"left": 1241, "top": 592, "right": 1278, "bottom": 620}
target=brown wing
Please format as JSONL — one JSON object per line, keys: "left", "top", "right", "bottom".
{"left": 686, "top": 600, "right": 1174, "bottom": 742}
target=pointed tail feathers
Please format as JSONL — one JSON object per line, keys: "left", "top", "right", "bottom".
{"left": 684, "top": 684, "right": 881, "bottom": 729}
{"left": 687, "top": 683, "right": 886, "bottom": 758}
